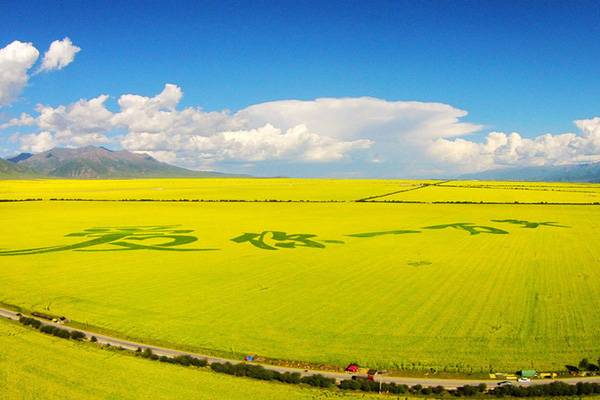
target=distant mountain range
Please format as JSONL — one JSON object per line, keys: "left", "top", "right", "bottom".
{"left": 459, "top": 162, "right": 600, "bottom": 183}
{"left": 1, "top": 146, "right": 242, "bottom": 179}
{"left": 0, "top": 157, "right": 44, "bottom": 178}
{"left": 3, "top": 145, "right": 600, "bottom": 182}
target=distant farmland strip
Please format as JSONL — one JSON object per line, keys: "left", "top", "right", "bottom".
{"left": 0, "top": 178, "right": 434, "bottom": 202}
{"left": 356, "top": 180, "right": 450, "bottom": 202}
{"left": 370, "top": 182, "right": 600, "bottom": 204}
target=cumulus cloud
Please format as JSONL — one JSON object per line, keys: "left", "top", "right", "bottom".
{"left": 111, "top": 84, "right": 244, "bottom": 135}
{"left": 0, "top": 41, "right": 40, "bottom": 106}
{"left": 428, "top": 117, "right": 600, "bottom": 172}
{"left": 39, "top": 37, "right": 81, "bottom": 72}
{"left": 15, "top": 84, "right": 375, "bottom": 169}
{"left": 235, "top": 97, "right": 484, "bottom": 174}
{"left": 19, "top": 131, "right": 57, "bottom": 153}
{"left": 0, "top": 112, "right": 35, "bottom": 129}
{"left": 11, "top": 82, "right": 600, "bottom": 177}
{"left": 135, "top": 150, "right": 179, "bottom": 165}
{"left": 3, "top": 84, "right": 481, "bottom": 174}
{"left": 122, "top": 123, "right": 371, "bottom": 164}
{"left": 238, "top": 97, "right": 482, "bottom": 142}
{"left": 0, "top": 38, "right": 80, "bottom": 108}
{"left": 34, "top": 94, "right": 114, "bottom": 147}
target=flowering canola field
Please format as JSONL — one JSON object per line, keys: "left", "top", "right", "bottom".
{"left": 0, "top": 318, "right": 363, "bottom": 400}
{"left": 1, "top": 179, "right": 599, "bottom": 372}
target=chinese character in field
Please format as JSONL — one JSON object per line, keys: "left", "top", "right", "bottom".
{"left": 491, "top": 219, "right": 569, "bottom": 229}
{"left": 231, "top": 231, "right": 343, "bottom": 250}
{"left": 422, "top": 223, "right": 509, "bottom": 235}
{"left": 0, "top": 225, "right": 217, "bottom": 256}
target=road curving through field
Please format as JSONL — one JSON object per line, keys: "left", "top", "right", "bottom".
{"left": 1, "top": 307, "right": 599, "bottom": 390}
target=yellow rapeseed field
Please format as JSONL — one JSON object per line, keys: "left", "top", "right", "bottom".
{"left": 1, "top": 179, "right": 599, "bottom": 372}
{"left": 0, "top": 319, "right": 368, "bottom": 400}
{"left": 0, "top": 178, "right": 433, "bottom": 201}
{"left": 376, "top": 181, "right": 600, "bottom": 203}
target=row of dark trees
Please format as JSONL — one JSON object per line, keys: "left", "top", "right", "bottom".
{"left": 18, "top": 315, "right": 600, "bottom": 397}
{"left": 491, "top": 381, "right": 600, "bottom": 397}
{"left": 210, "top": 362, "right": 335, "bottom": 388}
{"left": 19, "top": 316, "right": 42, "bottom": 329}
{"left": 339, "top": 379, "right": 487, "bottom": 397}
{"left": 339, "top": 379, "right": 600, "bottom": 398}
{"left": 134, "top": 347, "right": 209, "bottom": 368}
{"left": 19, "top": 316, "right": 86, "bottom": 340}
{"left": 134, "top": 348, "right": 335, "bottom": 388}
{"left": 0, "top": 199, "right": 42, "bottom": 202}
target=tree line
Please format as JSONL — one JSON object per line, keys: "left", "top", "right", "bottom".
{"left": 20, "top": 316, "right": 85, "bottom": 340}
{"left": 17, "top": 316, "right": 600, "bottom": 397}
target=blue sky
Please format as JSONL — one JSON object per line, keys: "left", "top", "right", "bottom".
{"left": 1, "top": 0, "right": 599, "bottom": 178}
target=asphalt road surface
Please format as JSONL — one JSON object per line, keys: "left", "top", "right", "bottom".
{"left": 2, "top": 308, "right": 598, "bottom": 389}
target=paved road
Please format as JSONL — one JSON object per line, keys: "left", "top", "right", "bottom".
{"left": 2, "top": 308, "right": 599, "bottom": 389}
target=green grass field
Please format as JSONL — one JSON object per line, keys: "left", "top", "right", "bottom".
{"left": 0, "top": 318, "right": 368, "bottom": 400}
{"left": 1, "top": 179, "right": 599, "bottom": 373}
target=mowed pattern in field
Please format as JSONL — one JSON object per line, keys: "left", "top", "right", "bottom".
{"left": 1, "top": 180, "right": 599, "bottom": 372}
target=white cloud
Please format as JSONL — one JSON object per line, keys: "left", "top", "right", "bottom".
{"left": 135, "top": 150, "right": 179, "bottom": 164}
{"left": 121, "top": 123, "right": 371, "bottom": 165}
{"left": 39, "top": 37, "right": 81, "bottom": 72}
{"left": 0, "top": 38, "right": 80, "bottom": 108}
{"left": 34, "top": 94, "right": 114, "bottom": 145}
{"left": 213, "top": 124, "right": 371, "bottom": 162}
{"left": 112, "top": 84, "right": 244, "bottom": 135}
{"left": 235, "top": 97, "right": 484, "bottom": 175}
{"left": 0, "top": 41, "right": 40, "bottom": 106}
{"left": 0, "top": 112, "right": 35, "bottom": 129}
{"left": 4, "top": 84, "right": 484, "bottom": 175}
{"left": 11, "top": 84, "right": 375, "bottom": 168}
{"left": 20, "top": 131, "right": 57, "bottom": 153}
{"left": 103, "top": 85, "right": 375, "bottom": 166}
{"left": 428, "top": 117, "right": 600, "bottom": 172}
{"left": 12, "top": 82, "right": 600, "bottom": 177}
{"left": 238, "top": 97, "right": 482, "bottom": 142}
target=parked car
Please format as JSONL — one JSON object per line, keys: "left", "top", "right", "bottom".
{"left": 518, "top": 378, "right": 530, "bottom": 382}
{"left": 497, "top": 381, "right": 512, "bottom": 386}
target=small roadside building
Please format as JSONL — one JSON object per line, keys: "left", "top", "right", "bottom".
{"left": 520, "top": 370, "right": 536, "bottom": 378}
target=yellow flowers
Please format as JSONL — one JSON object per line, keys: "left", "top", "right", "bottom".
{"left": 1, "top": 178, "right": 599, "bottom": 372}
